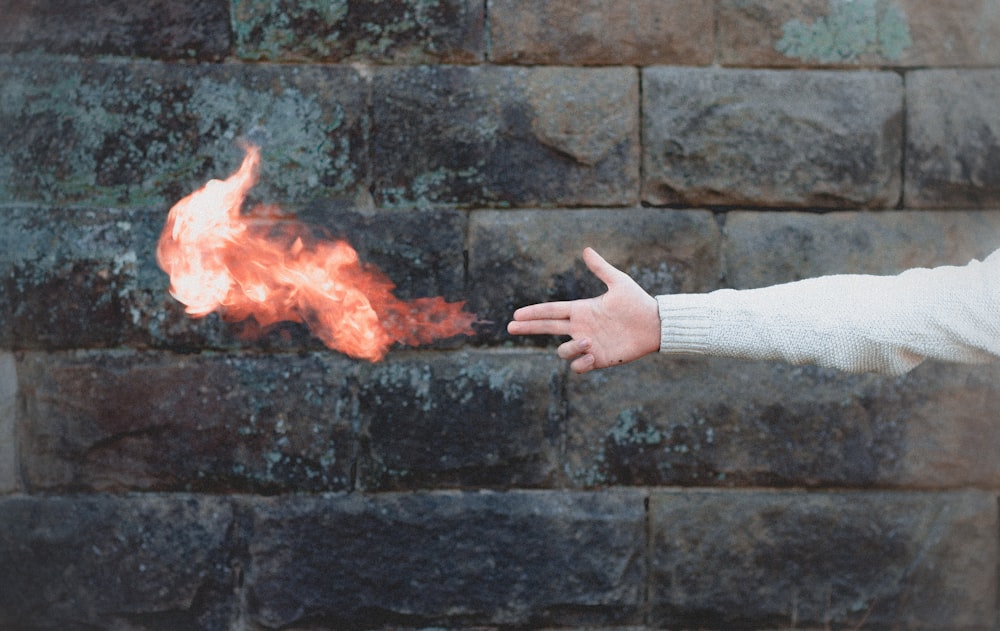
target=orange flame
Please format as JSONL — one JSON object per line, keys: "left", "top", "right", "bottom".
{"left": 156, "top": 144, "right": 476, "bottom": 361}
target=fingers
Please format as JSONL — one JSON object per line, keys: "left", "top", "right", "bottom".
{"left": 582, "top": 247, "right": 624, "bottom": 288}
{"left": 511, "top": 301, "right": 572, "bottom": 322}
{"left": 559, "top": 338, "right": 596, "bottom": 374}
{"left": 507, "top": 318, "right": 571, "bottom": 336}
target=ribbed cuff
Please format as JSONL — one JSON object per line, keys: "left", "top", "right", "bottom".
{"left": 656, "top": 294, "right": 717, "bottom": 355}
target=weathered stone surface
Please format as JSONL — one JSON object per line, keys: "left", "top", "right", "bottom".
{"left": 18, "top": 350, "right": 359, "bottom": 493}
{"left": 642, "top": 68, "right": 902, "bottom": 208}
{"left": 468, "top": 208, "right": 721, "bottom": 343}
{"left": 723, "top": 210, "right": 1000, "bottom": 288}
{"left": 649, "top": 489, "right": 998, "bottom": 628}
{"left": 0, "top": 494, "right": 235, "bottom": 630}
{"left": 906, "top": 69, "right": 1000, "bottom": 208}
{"left": 246, "top": 490, "right": 646, "bottom": 628}
{"left": 356, "top": 350, "right": 564, "bottom": 490}
{"left": 489, "top": 0, "right": 714, "bottom": 66}
{"left": 720, "top": 0, "right": 1000, "bottom": 67}
{"left": 0, "top": 0, "right": 230, "bottom": 60}
{"left": 565, "top": 355, "right": 1000, "bottom": 489}
{"left": 233, "top": 0, "right": 484, "bottom": 63}
{"left": 373, "top": 65, "right": 639, "bottom": 208}
{"left": 0, "top": 352, "right": 16, "bottom": 494}
{"left": 0, "top": 58, "right": 368, "bottom": 207}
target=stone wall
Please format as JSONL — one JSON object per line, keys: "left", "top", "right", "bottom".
{"left": 2, "top": 1, "right": 1000, "bottom": 629}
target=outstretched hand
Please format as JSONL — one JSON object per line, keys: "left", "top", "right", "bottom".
{"left": 507, "top": 247, "right": 661, "bottom": 374}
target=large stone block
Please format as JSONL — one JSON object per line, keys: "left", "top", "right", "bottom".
{"left": 246, "top": 490, "right": 646, "bottom": 628}
{"left": 642, "top": 67, "right": 902, "bottom": 209}
{"left": 720, "top": 0, "right": 1000, "bottom": 67}
{"left": 0, "top": 352, "right": 16, "bottom": 494}
{"left": 906, "top": 69, "right": 1000, "bottom": 208}
{"left": 722, "top": 210, "right": 1000, "bottom": 289}
{"left": 565, "top": 355, "right": 1000, "bottom": 489}
{"left": 0, "top": 494, "right": 235, "bottom": 630}
{"left": 468, "top": 208, "right": 722, "bottom": 343}
{"left": 0, "top": 58, "right": 368, "bottom": 207}
{"left": 372, "top": 65, "right": 639, "bottom": 208}
{"left": 18, "top": 350, "right": 360, "bottom": 493}
{"left": 649, "top": 489, "right": 998, "bottom": 628}
{"left": 233, "top": 0, "right": 484, "bottom": 63}
{"left": 489, "top": 0, "right": 714, "bottom": 66}
{"left": 356, "top": 350, "right": 564, "bottom": 490}
{"left": 0, "top": 0, "right": 230, "bottom": 60}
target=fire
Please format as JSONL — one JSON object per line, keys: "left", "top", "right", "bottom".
{"left": 156, "top": 144, "right": 477, "bottom": 361}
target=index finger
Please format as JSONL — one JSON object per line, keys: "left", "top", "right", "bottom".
{"left": 512, "top": 301, "right": 573, "bottom": 322}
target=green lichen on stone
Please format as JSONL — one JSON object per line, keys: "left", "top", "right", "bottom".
{"left": 232, "top": 0, "right": 350, "bottom": 60}
{"left": 776, "top": 0, "right": 912, "bottom": 63}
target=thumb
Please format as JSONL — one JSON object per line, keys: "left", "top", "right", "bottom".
{"left": 582, "top": 247, "right": 624, "bottom": 288}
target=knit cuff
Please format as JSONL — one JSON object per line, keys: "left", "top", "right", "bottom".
{"left": 656, "top": 293, "right": 718, "bottom": 355}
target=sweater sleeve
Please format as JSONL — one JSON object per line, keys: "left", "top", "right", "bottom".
{"left": 656, "top": 249, "right": 1000, "bottom": 375}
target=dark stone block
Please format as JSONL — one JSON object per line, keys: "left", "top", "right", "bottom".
{"left": 0, "top": 59, "right": 368, "bottom": 207}
{"left": 246, "top": 490, "right": 646, "bottom": 628}
{"left": 372, "top": 65, "right": 639, "bottom": 208}
{"left": 356, "top": 350, "right": 564, "bottom": 490}
{"left": 650, "top": 489, "right": 998, "bottom": 628}
{"left": 233, "top": 0, "right": 484, "bottom": 63}
{"left": 0, "top": 494, "right": 235, "bottom": 630}
{"left": 0, "top": 0, "right": 230, "bottom": 60}
{"left": 18, "top": 350, "right": 360, "bottom": 493}
{"left": 468, "top": 208, "right": 721, "bottom": 344}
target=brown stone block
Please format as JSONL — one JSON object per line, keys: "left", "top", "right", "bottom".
{"left": 566, "top": 355, "right": 1000, "bottom": 489}
{"left": 0, "top": 0, "right": 230, "bottom": 60}
{"left": 906, "top": 69, "right": 1000, "bottom": 209}
{"left": 468, "top": 208, "right": 722, "bottom": 343}
{"left": 233, "top": 0, "right": 484, "bottom": 63}
{"left": 246, "top": 490, "right": 646, "bottom": 628}
{"left": 372, "top": 65, "right": 639, "bottom": 208}
{"left": 720, "top": 0, "right": 1000, "bottom": 67}
{"left": 642, "top": 68, "right": 902, "bottom": 209}
{"left": 489, "top": 0, "right": 714, "bottom": 66}
{"left": 18, "top": 350, "right": 359, "bottom": 493}
{"left": 650, "top": 489, "right": 998, "bottom": 628}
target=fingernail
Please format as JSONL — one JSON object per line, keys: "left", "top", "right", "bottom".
{"left": 579, "top": 338, "right": 591, "bottom": 350}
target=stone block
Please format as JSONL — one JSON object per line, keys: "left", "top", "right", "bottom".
{"left": 642, "top": 67, "right": 902, "bottom": 209}
{"left": 468, "top": 208, "right": 722, "bottom": 343}
{"left": 356, "top": 350, "right": 564, "bottom": 490}
{"left": 565, "top": 355, "right": 1000, "bottom": 489}
{"left": 0, "top": 58, "right": 368, "bottom": 207}
{"left": 649, "top": 489, "right": 998, "bottom": 628}
{"left": 720, "top": 0, "right": 1000, "bottom": 67}
{"left": 18, "top": 350, "right": 360, "bottom": 493}
{"left": 246, "top": 490, "right": 646, "bottom": 628}
{"left": 233, "top": 0, "right": 484, "bottom": 63}
{"left": 489, "top": 0, "right": 714, "bottom": 66}
{"left": 372, "top": 65, "right": 639, "bottom": 208}
{"left": 0, "top": 494, "right": 235, "bottom": 630}
{"left": 0, "top": 0, "right": 230, "bottom": 60}
{"left": 906, "top": 69, "right": 1000, "bottom": 208}
{"left": 723, "top": 210, "right": 1000, "bottom": 289}
{"left": 0, "top": 352, "right": 16, "bottom": 494}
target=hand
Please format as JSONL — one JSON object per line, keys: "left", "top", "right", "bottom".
{"left": 507, "top": 247, "right": 661, "bottom": 374}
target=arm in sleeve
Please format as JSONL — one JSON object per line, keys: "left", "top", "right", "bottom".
{"left": 656, "top": 249, "right": 1000, "bottom": 375}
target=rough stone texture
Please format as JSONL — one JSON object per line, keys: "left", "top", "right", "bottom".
{"left": 233, "top": 0, "right": 484, "bottom": 63}
{"left": 357, "top": 350, "right": 564, "bottom": 490}
{"left": 0, "top": 58, "right": 369, "bottom": 208}
{"left": 906, "top": 69, "right": 1000, "bottom": 208}
{"left": 566, "top": 355, "right": 1000, "bottom": 489}
{"left": 723, "top": 210, "right": 1000, "bottom": 288}
{"left": 18, "top": 350, "right": 360, "bottom": 493}
{"left": 0, "top": 494, "right": 235, "bottom": 630}
{"left": 468, "top": 208, "right": 722, "bottom": 343}
{"left": 642, "top": 68, "right": 903, "bottom": 208}
{"left": 372, "top": 65, "right": 639, "bottom": 208}
{"left": 720, "top": 0, "right": 1000, "bottom": 67}
{"left": 246, "top": 490, "right": 646, "bottom": 628}
{"left": 649, "top": 489, "right": 998, "bottom": 629}
{"left": 0, "top": 0, "right": 230, "bottom": 60}
{"left": 489, "top": 0, "right": 714, "bottom": 66}
{"left": 0, "top": 352, "right": 16, "bottom": 494}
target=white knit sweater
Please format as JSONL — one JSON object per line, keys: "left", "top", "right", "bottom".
{"left": 657, "top": 249, "right": 1000, "bottom": 376}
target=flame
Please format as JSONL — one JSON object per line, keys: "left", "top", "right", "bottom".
{"left": 156, "top": 144, "right": 476, "bottom": 361}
